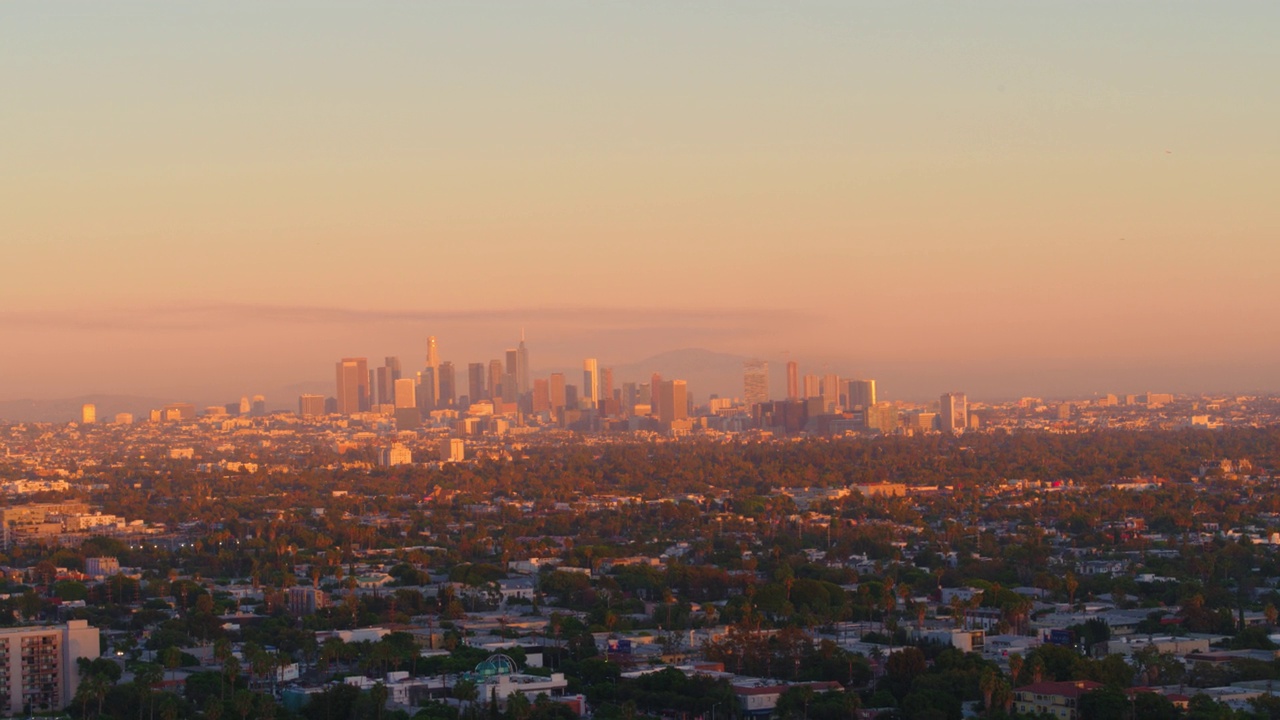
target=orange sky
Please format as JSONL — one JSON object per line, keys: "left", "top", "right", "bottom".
{"left": 2, "top": 2, "right": 1278, "bottom": 401}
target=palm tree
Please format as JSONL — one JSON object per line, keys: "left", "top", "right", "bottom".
{"left": 134, "top": 663, "right": 164, "bottom": 720}
{"left": 370, "top": 682, "right": 388, "bottom": 720}
{"left": 75, "top": 673, "right": 107, "bottom": 720}
{"left": 163, "top": 647, "right": 182, "bottom": 687}
{"left": 224, "top": 656, "right": 242, "bottom": 698}
{"left": 233, "top": 690, "right": 254, "bottom": 720}
{"left": 1007, "top": 653, "right": 1024, "bottom": 687}
{"left": 507, "top": 692, "right": 532, "bottom": 720}
{"left": 214, "top": 639, "right": 232, "bottom": 702}
{"left": 979, "top": 668, "right": 997, "bottom": 714}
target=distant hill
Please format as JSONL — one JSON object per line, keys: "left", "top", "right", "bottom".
{"left": 0, "top": 394, "right": 176, "bottom": 423}
{"left": 536, "top": 348, "right": 753, "bottom": 400}
{"left": 612, "top": 348, "right": 750, "bottom": 397}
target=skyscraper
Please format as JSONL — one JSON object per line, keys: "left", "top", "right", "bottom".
{"left": 658, "top": 379, "right": 688, "bottom": 425}
{"left": 437, "top": 361, "right": 456, "bottom": 407}
{"left": 786, "top": 361, "right": 799, "bottom": 401}
{"left": 81, "top": 404, "right": 95, "bottom": 424}
{"left": 583, "top": 358, "right": 600, "bottom": 407}
{"left": 335, "top": 358, "right": 370, "bottom": 414}
{"left": 622, "top": 382, "right": 639, "bottom": 414}
{"left": 532, "top": 378, "right": 551, "bottom": 413}
{"left": 376, "top": 356, "right": 401, "bottom": 407}
{"left": 821, "top": 373, "right": 840, "bottom": 413}
{"left": 940, "top": 392, "right": 968, "bottom": 432}
{"left": 516, "top": 332, "right": 530, "bottom": 395}
{"left": 394, "top": 377, "right": 416, "bottom": 409}
{"left": 468, "top": 362, "right": 487, "bottom": 403}
{"left": 600, "top": 367, "right": 615, "bottom": 406}
{"left": 488, "top": 359, "right": 506, "bottom": 403}
{"left": 847, "top": 379, "right": 876, "bottom": 409}
{"left": 425, "top": 336, "right": 441, "bottom": 401}
{"left": 744, "top": 360, "right": 769, "bottom": 407}
{"left": 549, "top": 373, "right": 567, "bottom": 411}
{"left": 417, "top": 367, "right": 437, "bottom": 411}
{"left": 803, "top": 374, "right": 821, "bottom": 400}
{"left": 650, "top": 372, "right": 663, "bottom": 417}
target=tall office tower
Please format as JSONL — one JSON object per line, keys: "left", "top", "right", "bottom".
{"left": 940, "top": 392, "right": 968, "bottom": 432}
{"left": 582, "top": 358, "right": 600, "bottom": 407}
{"left": 0, "top": 619, "right": 100, "bottom": 714}
{"left": 564, "top": 384, "right": 579, "bottom": 410}
{"left": 821, "top": 373, "right": 840, "bottom": 412}
{"left": 743, "top": 360, "right": 769, "bottom": 407}
{"left": 425, "top": 336, "right": 439, "bottom": 369}
{"left": 377, "top": 357, "right": 402, "bottom": 408}
{"left": 516, "top": 332, "right": 530, "bottom": 394}
{"left": 424, "top": 336, "right": 441, "bottom": 401}
{"left": 786, "top": 361, "right": 799, "bottom": 400}
{"left": 532, "top": 379, "right": 551, "bottom": 413}
{"left": 847, "top": 379, "right": 876, "bottom": 409}
{"left": 650, "top": 372, "right": 663, "bottom": 417}
{"left": 622, "top": 382, "right": 639, "bottom": 413}
{"left": 251, "top": 395, "right": 266, "bottom": 416}
{"left": 394, "top": 378, "right": 417, "bottom": 409}
{"left": 468, "top": 362, "right": 487, "bottom": 402}
{"left": 81, "top": 404, "right": 95, "bottom": 424}
{"left": 803, "top": 374, "right": 821, "bottom": 399}
{"left": 239, "top": 396, "right": 251, "bottom": 415}
{"left": 599, "top": 367, "right": 615, "bottom": 406}
{"left": 549, "top": 373, "right": 567, "bottom": 411}
{"left": 505, "top": 349, "right": 518, "bottom": 377}
{"left": 437, "top": 361, "right": 456, "bottom": 407}
{"left": 335, "top": 357, "right": 370, "bottom": 414}
{"left": 488, "top": 359, "right": 506, "bottom": 403}
{"left": 658, "top": 380, "right": 688, "bottom": 424}
{"left": 417, "top": 367, "right": 437, "bottom": 411}
{"left": 504, "top": 348, "right": 520, "bottom": 402}
{"left": 299, "top": 394, "right": 326, "bottom": 417}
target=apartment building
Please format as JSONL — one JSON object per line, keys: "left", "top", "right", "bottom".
{"left": 0, "top": 620, "right": 100, "bottom": 714}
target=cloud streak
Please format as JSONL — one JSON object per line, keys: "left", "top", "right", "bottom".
{"left": 0, "top": 303, "right": 812, "bottom": 334}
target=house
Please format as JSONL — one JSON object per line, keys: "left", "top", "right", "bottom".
{"left": 1013, "top": 680, "right": 1103, "bottom": 720}
{"left": 733, "top": 681, "right": 844, "bottom": 717}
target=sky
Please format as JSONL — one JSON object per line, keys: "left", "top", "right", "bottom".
{"left": 2, "top": 2, "right": 1278, "bottom": 403}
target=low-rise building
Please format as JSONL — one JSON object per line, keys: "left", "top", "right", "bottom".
{"left": 1013, "top": 680, "right": 1102, "bottom": 720}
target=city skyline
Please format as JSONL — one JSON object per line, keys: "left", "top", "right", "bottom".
{"left": 0, "top": 326, "right": 1272, "bottom": 418}
{"left": 3, "top": 3, "right": 1279, "bottom": 401}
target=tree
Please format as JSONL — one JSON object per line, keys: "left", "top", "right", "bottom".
{"left": 1077, "top": 688, "right": 1129, "bottom": 720}
{"left": 224, "top": 655, "right": 242, "bottom": 699}
{"left": 1007, "top": 654, "right": 1024, "bottom": 687}
{"left": 163, "top": 646, "right": 182, "bottom": 686}
{"left": 978, "top": 668, "right": 997, "bottom": 714}
{"left": 884, "top": 647, "right": 927, "bottom": 699}
{"left": 370, "top": 683, "right": 389, "bottom": 720}
{"left": 75, "top": 673, "right": 110, "bottom": 720}
{"left": 234, "top": 690, "right": 256, "bottom": 720}
{"left": 775, "top": 686, "right": 814, "bottom": 720}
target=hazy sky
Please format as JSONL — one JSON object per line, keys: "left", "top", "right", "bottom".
{"left": 3, "top": 2, "right": 1278, "bottom": 402}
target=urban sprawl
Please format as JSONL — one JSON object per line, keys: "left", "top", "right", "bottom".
{"left": 4, "top": 337, "right": 1280, "bottom": 720}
